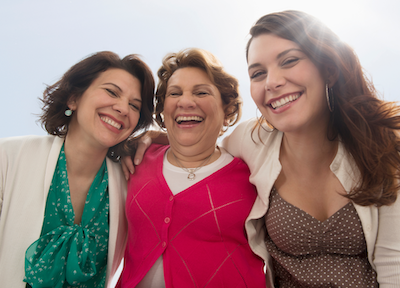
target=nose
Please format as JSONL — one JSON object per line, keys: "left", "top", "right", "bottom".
{"left": 178, "top": 92, "right": 196, "bottom": 109}
{"left": 265, "top": 69, "right": 286, "bottom": 91}
{"left": 113, "top": 98, "right": 129, "bottom": 115}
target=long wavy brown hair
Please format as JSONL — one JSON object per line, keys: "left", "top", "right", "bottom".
{"left": 246, "top": 10, "right": 400, "bottom": 206}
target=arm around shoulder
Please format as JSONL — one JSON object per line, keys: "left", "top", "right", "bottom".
{"left": 221, "top": 118, "right": 256, "bottom": 158}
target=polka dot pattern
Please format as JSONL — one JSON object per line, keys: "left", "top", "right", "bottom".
{"left": 24, "top": 145, "right": 109, "bottom": 288}
{"left": 265, "top": 188, "right": 378, "bottom": 287}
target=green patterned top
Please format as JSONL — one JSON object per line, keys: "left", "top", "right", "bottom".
{"left": 25, "top": 145, "right": 110, "bottom": 288}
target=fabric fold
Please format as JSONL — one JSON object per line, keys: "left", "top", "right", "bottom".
{"left": 25, "top": 225, "right": 98, "bottom": 287}
{"left": 24, "top": 145, "right": 109, "bottom": 288}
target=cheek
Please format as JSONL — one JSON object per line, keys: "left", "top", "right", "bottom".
{"left": 162, "top": 107, "right": 174, "bottom": 123}
{"left": 250, "top": 83, "right": 264, "bottom": 105}
{"left": 129, "top": 111, "right": 141, "bottom": 129}
{"left": 161, "top": 104, "right": 175, "bottom": 130}
{"left": 162, "top": 99, "right": 175, "bottom": 117}
{"left": 211, "top": 107, "right": 225, "bottom": 125}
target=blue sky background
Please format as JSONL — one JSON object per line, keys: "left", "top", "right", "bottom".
{"left": 1, "top": 0, "right": 399, "bottom": 138}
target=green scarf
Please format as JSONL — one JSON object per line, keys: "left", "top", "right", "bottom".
{"left": 25, "top": 145, "right": 109, "bottom": 288}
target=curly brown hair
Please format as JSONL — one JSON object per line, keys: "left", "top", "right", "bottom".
{"left": 155, "top": 48, "right": 241, "bottom": 136}
{"left": 39, "top": 51, "right": 155, "bottom": 161}
{"left": 247, "top": 10, "right": 400, "bottom": 206}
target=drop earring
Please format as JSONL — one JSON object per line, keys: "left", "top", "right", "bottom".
{"left": 325, "top": 84, "right": 334, "bottom": 112}
{"left": 64, "top": 109, "right": 73, "bottom": 117}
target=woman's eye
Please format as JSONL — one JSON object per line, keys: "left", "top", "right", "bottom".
{"left": 106, "top": 89, "right": 117, "bottom": 97}
{"left": 129, "top": 103, "right": 140, "bottom": 111}
{"left": 250, "top": 71, "right": 266, "bottom": 80}
{"left": 195, "top": 91, "right": 209, "bottom": 96}
{"left": 168, "top": 92, "right": 181, "bottom": 97}
{"left": 282, "top": 57, "right": 299, "bottom": 66}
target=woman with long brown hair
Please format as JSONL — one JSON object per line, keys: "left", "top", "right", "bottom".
{"left": 222, "top": 10, "right": 400, "bottom": 287}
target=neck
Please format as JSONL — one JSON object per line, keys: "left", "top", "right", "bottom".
{"left": 167, "top": 145, "right": 220, "bottom": 168}
{"left": 280, "top": 128, "right": 338, "bottom": 171}
{"left": 64, "top": 133, "right": 108, "bottom": 178}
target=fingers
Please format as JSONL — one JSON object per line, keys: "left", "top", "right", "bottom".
{"left": 134, "top": 136, "right": 152, "bottom": 166}
{"left": 121, "top": 156, "right": 135, "bottom": 181}
{"left": 120, "top": 130, "right": 164, "bottom": 181}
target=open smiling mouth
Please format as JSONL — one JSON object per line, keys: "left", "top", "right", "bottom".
{"left": 270, "top": 93, "right": 301, "bottom": 109}
{"left": 101, "top": 116, "right": 122, "bottom": 130}
{"left": 175, "top": 116, "right": 204, "bottom": 124}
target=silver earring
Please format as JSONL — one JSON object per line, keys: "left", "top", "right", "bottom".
{"left": 325, "top": 84, "right": 334, "bottom": 112}
{"left": 65, "top": 109, "right": 73, "bottom": 117}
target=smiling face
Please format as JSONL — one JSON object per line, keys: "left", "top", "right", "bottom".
{"left": 67, "top": 68, "right": 142, "bottom": 151}
{"left": 163, "top": 67, "right": 225, "bottom": 153}
{"left": 247, "top": 33, "right": 331, "bottom": 135}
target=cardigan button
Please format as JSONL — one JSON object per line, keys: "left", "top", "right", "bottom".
{"left": 162, "top": 241, "right": 166, "bottom": 247}
{"left": 164, "top": 217, "right": 170, "bottom": 224}
{"left": 169, "top": 195, "right": 174, "bottom": 201}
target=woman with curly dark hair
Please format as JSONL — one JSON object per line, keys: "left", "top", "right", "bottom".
{"left": 0, "top": 51, "right": 155, "bottom": 288}
{"left": 221, "top": 10, "right": 400, "bottom": 287}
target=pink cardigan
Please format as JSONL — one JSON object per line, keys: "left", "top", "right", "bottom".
{"left": 118, "top": 144, "right": 266, "bottom": 287}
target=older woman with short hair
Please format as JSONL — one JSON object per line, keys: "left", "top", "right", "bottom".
{"left": 117, "top": 48, "right": 266, "bottom": 288}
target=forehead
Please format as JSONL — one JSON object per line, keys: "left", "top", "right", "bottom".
{"left": 247, "top": 33, "right": 300, "bottom": 64}
{"left": 93, "top": 68, "right": 140, "bottom": 87}
{"left": 167, "top": 67, "right": 215, "bottom": 88}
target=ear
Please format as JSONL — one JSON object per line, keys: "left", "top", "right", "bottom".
{"left": 67, "top": 95, "right": 78, "bottom": 111}
{"left": 325, "top": 65, "right": 339, "bottom": 87}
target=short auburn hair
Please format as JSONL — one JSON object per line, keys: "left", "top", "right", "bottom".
{"left": 155, "top": 48, "right": 241, "bottom": 136}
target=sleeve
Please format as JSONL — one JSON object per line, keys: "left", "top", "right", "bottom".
{"left": 0, "top": 140, "right": 6, "bottom": 217}
{"left": 374, "top": 193, "right": 400, "bottom": 287}
{"left": 0, "top": 173, "right": 3, "bottom": 217}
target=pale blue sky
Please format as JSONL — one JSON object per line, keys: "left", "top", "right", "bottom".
{"left": 1, "top": 0, "right": 399, "bottom": 138}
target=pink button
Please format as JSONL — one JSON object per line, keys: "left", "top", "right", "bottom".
{"left": 162, "top": 241, "right": 166, "bottom": 247}
{"left": 169, "top": 196, "right": 174, "bottom": 201}
{"left": 164, "top": 217, "right": 170, "bottom": 224}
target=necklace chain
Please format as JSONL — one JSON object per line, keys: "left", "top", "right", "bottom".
{"left": 171, "top": 150, "right": 214, "bottom": 180}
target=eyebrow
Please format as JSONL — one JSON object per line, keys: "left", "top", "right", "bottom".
{"left": 167, "top": 84, "right": 213, "bottom": 90}
{"left": 193, "top": 84, "right": 212, "bottom": 89}
{"left": 132, "top": 98, "right": 142, "bottom": 103}
{"left": 104, "top": 83, "right": 122, "bottom": 92}
{"left": 277, "top": 48, "right": 303, "bottom": 59}
{"left": 248, "top": 48, "right": 303, "bottom": 71}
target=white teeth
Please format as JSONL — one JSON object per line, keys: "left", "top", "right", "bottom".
{"left": 175, "top": 116, "right": 204, "bottom": 123}
{"left": 271, "top": 93, "right": 300, "bottom": 109}
{"left": 101, "top": 116, "right": 122, "bottom": 130}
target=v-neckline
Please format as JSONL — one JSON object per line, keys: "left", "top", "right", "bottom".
{"left": 272, "top": 187, "right": 352, "bottom": 224}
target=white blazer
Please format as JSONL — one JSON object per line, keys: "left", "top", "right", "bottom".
{"left": 0, "top": 135, "right": 128, "bottom": 288}
{"left": 222, "top": 118, "right": 400, "bottom": 288}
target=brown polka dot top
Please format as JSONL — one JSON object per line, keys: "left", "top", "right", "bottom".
{"left": 265, "top": 188, "right": 378, "bottom": 287}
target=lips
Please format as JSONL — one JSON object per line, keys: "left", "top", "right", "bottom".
{"left": 175, "top": 115, "right": 204, "bottom": 124}
{"left": 270, "top": 93, "right": 301, "bottom": 109}
{"left": 100, "top": 116, "right": 123, "bottom": 130}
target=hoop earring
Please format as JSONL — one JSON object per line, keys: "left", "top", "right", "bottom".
{"left": 256, "top": 108, "right": 275, "bottom": 132}
{"left": 325, "top": 84, "right": 334, "bottom": 112}
{"left": 64, "top": 109, "right": 73, "bottom": 117}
